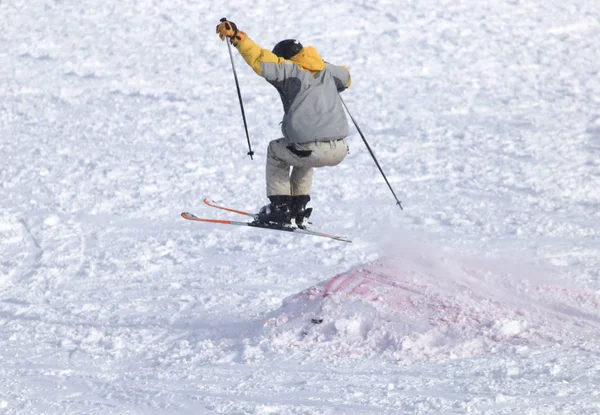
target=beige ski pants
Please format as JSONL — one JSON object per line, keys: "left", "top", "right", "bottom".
{"left": 266, "top": 138, "right": 348, "bottom": 196}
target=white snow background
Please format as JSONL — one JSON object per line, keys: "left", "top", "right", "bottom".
{"left": 1, "top": 0, "right": 600, "bottom": 413}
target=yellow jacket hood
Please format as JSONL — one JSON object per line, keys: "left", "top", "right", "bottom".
{"left": 290, "top": 46, "right": 326, "bottom": 72}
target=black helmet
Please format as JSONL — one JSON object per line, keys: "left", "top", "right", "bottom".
{"left": 272, "top": 39, "right": 303, "bottom": 59}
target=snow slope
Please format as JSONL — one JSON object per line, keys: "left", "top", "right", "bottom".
{"left": 1, "top": 0, "right": 600, "bottom": 413}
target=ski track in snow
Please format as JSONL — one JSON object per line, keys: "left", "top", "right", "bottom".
{"left": 1, "top": 0, "right": 600, "bottom": 414}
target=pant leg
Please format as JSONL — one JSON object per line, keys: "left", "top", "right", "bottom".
{"left": 290, "top": 166, "right": 314, "bottom": 195}
{"left": 266, "top": 138, "right": 292, "bottom": 196}
{"left": 290, "top": 139, "right": 348, "bottom": 195}
{"left": 266, "top": 138, "right": 348, "bottom": 197}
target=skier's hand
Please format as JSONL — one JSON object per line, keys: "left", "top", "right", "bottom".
{"left": 216, "top": 18, "right": 247, "bottom": 46}
{"left": 216, "top": 18, "right": 237, "bottom": 40}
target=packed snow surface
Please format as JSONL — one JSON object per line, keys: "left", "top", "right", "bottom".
{"left": 1, "top": 0, "right": 600, "bottom": 413}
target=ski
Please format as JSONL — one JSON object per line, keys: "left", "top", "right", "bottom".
{"left": 203, "top": 198, "right": 255, "bottom": 217}
{"left": 181, "top": 209, "right": 351, "bottom": 243}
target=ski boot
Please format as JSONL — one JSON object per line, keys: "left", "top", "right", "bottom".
{"left": 256, "top": 195, "right": 292, "bottom": 226}
{"left": 290, "top": 195, "right": 312, "bottom": 229}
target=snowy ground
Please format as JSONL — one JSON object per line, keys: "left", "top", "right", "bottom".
{"left": 1, "top": 0, "right": 600, "bottom": 413}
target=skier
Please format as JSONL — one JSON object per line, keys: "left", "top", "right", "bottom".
{"left": 216, "top": 19, "right": 351, "bottom": 229}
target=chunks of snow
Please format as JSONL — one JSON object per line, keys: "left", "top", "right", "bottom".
{"left": 43, "top": 215, "right": 61, "bottom": 227}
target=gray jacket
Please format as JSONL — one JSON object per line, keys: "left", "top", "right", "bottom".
{"left": 236, "top": 39, "right": 351, "bottom": 144}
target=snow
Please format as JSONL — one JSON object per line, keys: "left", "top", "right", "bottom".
{"left": 1, "top": 0, "right": 600, "bottom": 413}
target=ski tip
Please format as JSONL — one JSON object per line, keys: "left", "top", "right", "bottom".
{"left": 334, "top": 237, "right": 352, "bottom": 243}
{"left": 181, "top": 212, "right": 196, "bottom": 220}
{"left": 328, "top": 234, "right": 352, "bottom": 243}
{"left": 298, "top": 228, "right": 352, "bottom": 243}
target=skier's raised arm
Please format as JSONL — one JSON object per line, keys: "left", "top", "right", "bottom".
{"left": 216, "top": 19, "right": 301, "bottom": 82}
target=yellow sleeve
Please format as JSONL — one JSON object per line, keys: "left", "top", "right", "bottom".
{"left": 235, "top": 37, "right": 286, "bottom": 77}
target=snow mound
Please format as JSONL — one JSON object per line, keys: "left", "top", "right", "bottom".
{"left": 253, "top": 248, "right": 600, "bottom": 363}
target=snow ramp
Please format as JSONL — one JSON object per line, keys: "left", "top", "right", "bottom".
{"left": 256, "top": 247, "right": 600, "bottom": 363}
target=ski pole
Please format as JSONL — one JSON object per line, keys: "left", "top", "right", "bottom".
{"left": 340, "top": 95, "right": 403, "bottom": 210}
{"left": 223, "top": 20, "right": 254, "bottom": 160}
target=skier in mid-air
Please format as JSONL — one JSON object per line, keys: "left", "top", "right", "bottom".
{"left": 216, "top": 19, "right": 352, "bottom": 229}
